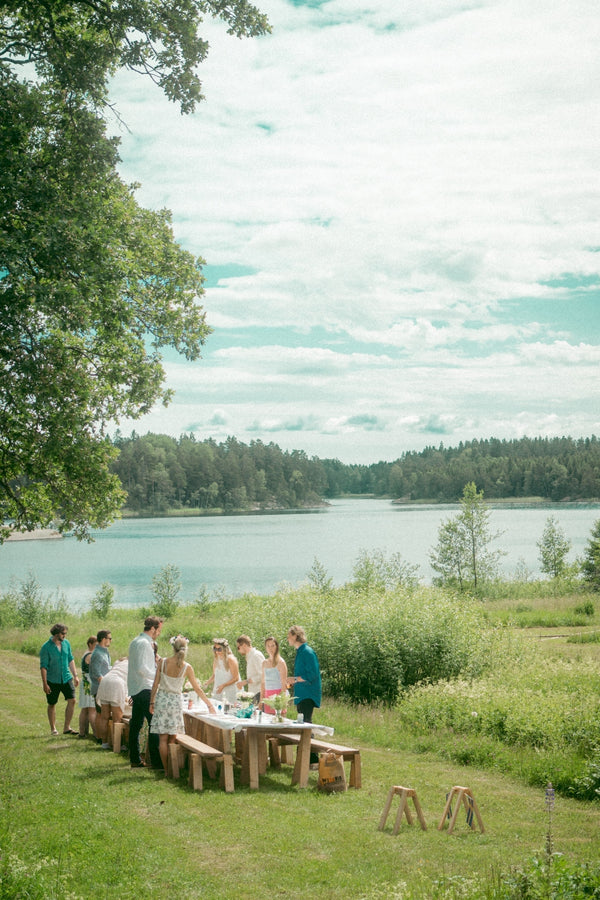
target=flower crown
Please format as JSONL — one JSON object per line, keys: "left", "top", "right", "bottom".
{"left": 170, "top": 635, "right": 189, "bottom": 647}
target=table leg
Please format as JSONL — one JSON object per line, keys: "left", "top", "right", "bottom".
{"left": 247, "top": 730, "right": 260, "bottom": 789}
{"left": 292, "top": 729, "right": 312, "bottom": 788}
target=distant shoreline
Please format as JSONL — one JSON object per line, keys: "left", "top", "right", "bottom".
{"left": 5, "top": 529, "right": 62, "bottom": 542}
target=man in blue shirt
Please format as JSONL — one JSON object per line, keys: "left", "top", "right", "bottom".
{"left": 127, "top": 615, "right": 163, "bottom": 769}
{"left": 40, "top": 623, "right": 79, "bottom": 735}
{"left": 287, "top": 624, "right": 322, "bottom": 765}
{"left": 89, "top": 629, "right": 112, "bottom": 746}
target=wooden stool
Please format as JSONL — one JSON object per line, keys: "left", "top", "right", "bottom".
{"left": 438, "top": 786, "right": 485, "bottom": 834}
{"left": 379, "top": 786, "right": 427, "bottom": 834}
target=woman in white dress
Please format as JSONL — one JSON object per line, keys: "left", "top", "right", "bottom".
{"left": 204, "top": 638, "right": 240, "bottom": 705}
{"left": 150, "top": 635, "right": 215, "bottom": 771}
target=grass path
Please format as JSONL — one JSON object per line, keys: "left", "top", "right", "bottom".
{"left": 1, "top": 649, "right": 599, "bottom": 899}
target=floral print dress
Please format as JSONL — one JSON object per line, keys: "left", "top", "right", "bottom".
{"left": 150, "top": 660, "right": 189, "bottom": 735}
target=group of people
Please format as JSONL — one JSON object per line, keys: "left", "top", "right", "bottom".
{"left": 40, "top": 618, "right": 322, "bottom": 771}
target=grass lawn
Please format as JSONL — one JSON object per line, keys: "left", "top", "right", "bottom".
{"left": 1, "top": 648, "right": 600, "bottom": 900}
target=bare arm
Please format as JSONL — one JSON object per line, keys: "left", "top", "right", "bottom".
{"left": 186, "top": 665, "right": 215, "bottom": 713}
{"left": 149, "top": 665, "right": 161, "bottom": 711}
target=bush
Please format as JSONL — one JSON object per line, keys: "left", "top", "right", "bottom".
{"left": 90, "top": 582, "right": 115, "bottom": 618}
{"left": 149, "top": 564, "right": 181, "bottom": 618}
{"left": 218, "top": 582, "right": 494, "bottom": 704}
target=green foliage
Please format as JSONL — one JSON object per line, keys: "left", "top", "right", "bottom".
{"left": 573, "top": 599, "right": 595, "bottom": 616}
{"left": 0, "top": 845, "right": 71, "bottom": 900}
{"left": 112, "top": 433, "right": 328, "bottom": 513}
{"left": 90, "top": 582, "right": 115, "bottom": 618}
{"left": 218, "top": 581, "right": 494, "bottom": 704}
{"left": 0, "top": 574, "right": 70, "bottom": 629}
{"left": 1, "top": 0, "right": 270, "bottom": 113}
{"left": 307, "top": 558, "right": 334, "bottom": 594}
{"left": 350, "top": 548, "right": 420, "bottom": 593}
{"left": 0, "top": 0, "right": 270, "bottom": 539}
{"left": 537, "top": 515, "right": 572, "bottom": 578}
{"left": 430, "top": 482, "right": 504, "bottom": 590}
{"left": 379, "top": 855, "right": 600, "bottom": 900}
{"left": 581, "top": 519, "right": 600, "bottom": 591}
{"left": 149, "top": 564, "right": 181, "bottom": 618}
{"left": 192, "top": 585, "right": 212, "bottom": 615}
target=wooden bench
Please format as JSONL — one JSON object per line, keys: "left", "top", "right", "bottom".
{"left": 169, "top": 734, "right": 234, "bottom": 793}
{"left": 107, "top": 715, "right": 131, "bottom": 754}
{"left": 273, "top": 734, "right": 362, "bottom": 788}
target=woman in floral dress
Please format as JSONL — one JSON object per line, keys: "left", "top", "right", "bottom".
{"left": 149, "top": 635, "right": 215, "bottom": 772}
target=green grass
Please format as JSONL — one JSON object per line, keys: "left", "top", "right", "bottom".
{"left": 2, "top": 648, "right": 600, "bottom": 900}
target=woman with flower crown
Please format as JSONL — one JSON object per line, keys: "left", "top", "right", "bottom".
{"left": 149, "top": 635, "right": 215, "bottom": 771}
{"left": 203, "top": 638, "right": 240, "bottom": 706}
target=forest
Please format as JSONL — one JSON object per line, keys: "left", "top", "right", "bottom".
{"left": 110, "top": 432, "right": 600, "bottom": 513}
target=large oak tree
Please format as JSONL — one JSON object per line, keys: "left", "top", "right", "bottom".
{"left": 0, "top": 1, "right": 269, "bottom": 540}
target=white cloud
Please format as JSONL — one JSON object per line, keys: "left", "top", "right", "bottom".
{"left": 110, "top": 0, "right": 600, "bottom": 462}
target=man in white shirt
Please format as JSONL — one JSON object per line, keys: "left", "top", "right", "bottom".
{"left": 128, "top": 615, "right": 163, "bottom": 769}
{"left": 236, "top": 635, "right": 265, "bottom": 704}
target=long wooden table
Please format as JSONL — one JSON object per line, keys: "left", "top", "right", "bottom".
{"left": 184, "top": 708, "right": 333, "bottom": 790}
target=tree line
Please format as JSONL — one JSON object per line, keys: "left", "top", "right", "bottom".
{"left": 110, "top": 432, "right": 600, "bottom": 513}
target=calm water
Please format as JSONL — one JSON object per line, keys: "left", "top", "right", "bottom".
{"left": 1, "top": 499, "right": 599, "bottom": 609}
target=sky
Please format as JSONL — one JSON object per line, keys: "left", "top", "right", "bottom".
{"left": 110, "top": 0, "right": 600, "bottom": 464}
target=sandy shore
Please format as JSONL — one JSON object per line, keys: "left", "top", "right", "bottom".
{"left": 5, "top": 529, "right": 63, "bottom": 542}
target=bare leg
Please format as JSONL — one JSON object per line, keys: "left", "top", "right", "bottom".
{"left": 98, "top": 704, "right": 111, "bottom": 742}
{"left": 158, "top": 734, "right": 169, "bottom": 772}
{"left": 78, "top": 707, "right": 88, "bottom": 736}
{"left": 64, "top": 698, "right": 76, "bottom": 732}
{"left": 47, "top": 704, "right": 57, "bottom": 733}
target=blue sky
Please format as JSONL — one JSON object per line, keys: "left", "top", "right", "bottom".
{"left": 110, "top": 0, "right": 600, "bottom": 464}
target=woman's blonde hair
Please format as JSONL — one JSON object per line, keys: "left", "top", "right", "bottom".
{"left": 170, "top": 635, "right": 189, "bottom": 667}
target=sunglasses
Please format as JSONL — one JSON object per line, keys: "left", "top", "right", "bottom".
{"left": 213, "top": 646, "right": 223, "bottom": 652}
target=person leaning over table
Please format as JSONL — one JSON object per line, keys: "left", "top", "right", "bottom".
{"left": 287, "top": 625, "right": 322, "bottom": 766}
{"left": 127, "top": 615, "right": 164, "bottom": 769}
{"left": 150, "top": 635, "right": 215, "bottom": 773}
{"left": 236, "top": 635, "right": 265, "bottom": 704}
{"left": 95, "top": 658, "right": 129, "bottom": 750}
{"left": 204, "top": 638, "right": 239, "bottom": 705}
{"left": 39, "top": 623, "right": 80, "bottom": 736}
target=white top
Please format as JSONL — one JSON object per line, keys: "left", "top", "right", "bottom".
{"left": 127, "top": 632, "right": 156, "bottom": 695}
{"left": 96, "top": 659, "right": 129, "bottom": 711}
{"left": 158, "top": 660, "right": 190, "bottom": 694}
{"left": 246, "top": 647, "right": 265, "bottom": 693}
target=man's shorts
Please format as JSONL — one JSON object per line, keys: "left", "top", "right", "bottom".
{"left": 46, "top": 681, "right": 76, "bottom": 705}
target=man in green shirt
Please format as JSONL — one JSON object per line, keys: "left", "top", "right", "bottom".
{"left": 40, "top": 623, "right": 80, "bottom": 735}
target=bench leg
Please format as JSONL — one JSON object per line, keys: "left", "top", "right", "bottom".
{"left": 188, "top": 753, "right": 203, "bottom": 791}
{"left": 268, "top": 738, "right": 282, "bottom": 768}
{"left": 169, "top": 743, "right": 181, "bottom": 780}
{"left": 281, "top": 744, "right": 294, "bottom": 765}
{"left": 112, "top": 722, "right": 123, "bottom": 754}
{"left": 349, "top": 753, "right": 361, "bottom": 789}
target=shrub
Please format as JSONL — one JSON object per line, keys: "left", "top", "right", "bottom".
{"left": 218, "top": 582, "right": 494, "bottom": 704}
{"left": 0, "top": 590, "right": 18, "bottom": 628}
{"left": 90, "top": 582, "right": 115, "bottom": 618}
{"left": 149, "top": 564, "right": 181, "bottom": 618}
{"left": 574, "top": 599, "right": 595, "bottom": 616}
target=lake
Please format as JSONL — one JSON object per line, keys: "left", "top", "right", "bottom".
{"left": 1, "top": 499, "right": 599, "bottom": 610}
